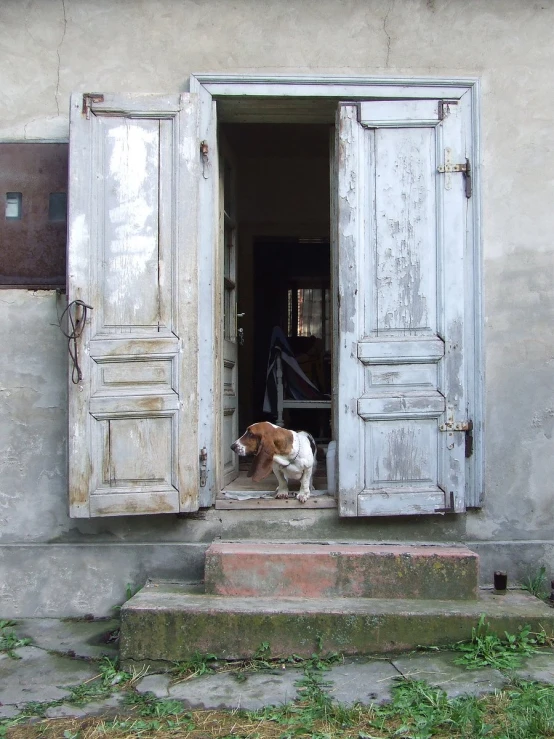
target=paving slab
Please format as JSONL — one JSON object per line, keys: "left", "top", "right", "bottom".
{"left": 166, "top": 670, "right": 300, "bottom": 710}
{"left": 515, "top": 651, "right": 554, "bottom": 684}
{"left": 0, "top": 704, "right": 19, "bottom": 719}
{"left": 136, "top": 673, "right": 172, "bottom": 698}
{"left": 0, "top": 646, "right": 98, "bottom": 707}
{"left": 391, "top": 652, "right": 508, "bottom": 698}
{"left": 44, "top": 694, "right": 126, "bottom": 719}
{"left": 326, "top": 658, "right": 400, "bottom": 705}
{"left": 14, "top": 618, "right": 119, "bottom": 659}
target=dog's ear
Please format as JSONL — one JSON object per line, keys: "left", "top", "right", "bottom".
{"left": 248, "top": 442, "right": 275, "bottom": 482}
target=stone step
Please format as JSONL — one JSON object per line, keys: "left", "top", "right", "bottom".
{"left": 204, "top": 542, "right": 479, "bottom": 600}
{"left": 120, "top": 580, "right": 554, "bottom": 670}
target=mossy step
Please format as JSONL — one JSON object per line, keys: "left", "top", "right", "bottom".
{"left": 205, "top": 542, "right": 479, "bottom": 600}
{"left": 120, "top": 580, "right": 554, "bottom": 671}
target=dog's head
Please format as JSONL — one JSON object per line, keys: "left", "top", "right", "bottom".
{"left": 231, "top": 422, "right": 293, "bottom": 482}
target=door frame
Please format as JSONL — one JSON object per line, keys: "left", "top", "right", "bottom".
{"left": 189, "top": 73, "right": 483, "bottom": 510}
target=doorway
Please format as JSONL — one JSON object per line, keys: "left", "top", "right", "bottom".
{"left": 217, "top": 123, "right": 335, "bottom": 507}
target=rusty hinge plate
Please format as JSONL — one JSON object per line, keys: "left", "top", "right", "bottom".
{"left": 82, "top": 93, "right": 104, "bottom": 119}
{"left": 438, "top": 147, "right": 472, "bottom": 197}
{"left": 439, "top": 420, "right": 472, "bottom": 432}
{"left": 437, "top": 162, "right": 469, "bottom": 174}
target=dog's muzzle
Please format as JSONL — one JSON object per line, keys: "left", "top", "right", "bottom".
{"left": 231, "top": 440, "right": 246, "bottom": 456}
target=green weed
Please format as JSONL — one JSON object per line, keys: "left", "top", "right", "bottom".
{"left": 0, "top": 619, "right": 32, "bottom": 658}
{"left": 523, "top": 565, "right": 549, "bottom": 600}
{"left": 171, "top": 650, "right": 218, "bottom": 679}
{"left": 67, "top": 657, "right": 132, "bottom": 705}
{"left": 453, "top": 614, "right": 547, "bottom": 670}
{"left": 112, "top": 583, "right": 141, "bottom": 613}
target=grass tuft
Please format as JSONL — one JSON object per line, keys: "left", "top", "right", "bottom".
{"left": 0, "top": 620, "right": 32, "bottom": 659}
{"left": 453, "top": 614, "right": 548, "bottom": 670}
{"left": 523, "top": 566, "right": 549, "bottom": 601}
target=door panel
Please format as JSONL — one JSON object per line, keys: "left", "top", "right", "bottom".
{"left": 336, "top": 99, "right": 471, "bottom": 517}
{"left": 68, "top": 93, "right": 199, "bottom": 517}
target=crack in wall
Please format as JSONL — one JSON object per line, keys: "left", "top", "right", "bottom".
{"left": 383, "top": 0, "right": 395, "bottom": 68}
{"left": 55, "top": 0, "right": 67, "bottom": 116}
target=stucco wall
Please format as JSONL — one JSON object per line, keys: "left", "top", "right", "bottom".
{"left": 1, "top": 0, "right": 553, "bottom": 616}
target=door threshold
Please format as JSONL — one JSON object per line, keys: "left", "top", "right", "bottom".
{"left": 216, "top": 491, "right": 336, "bottom": 510}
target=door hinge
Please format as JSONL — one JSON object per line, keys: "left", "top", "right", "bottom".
{"left": 438, "top": 147, "right": 472, "bottom": 198}
{"left": 82, "top": 93, "right": 104, "bottom": 120}
{"left": 200, "top": 140, "right": 210, "bottom": 179}
{"left": 439, "top": 419, "right": 474, "bottom": 458}
{"left": 199, "top": 447, "right": 208, "bottom": 487}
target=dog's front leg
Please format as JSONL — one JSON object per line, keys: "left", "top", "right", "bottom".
{"left": 273, "top": 463, "right": 290, "bottom": 499}
{"left": 297, "top": 466, "right": 313, "bottom": 503}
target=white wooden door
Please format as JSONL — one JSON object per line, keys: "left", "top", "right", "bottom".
{"left": 67, "top": 93, "right": 199, "bottom": 517}
{"left": 335, "top": 99, "right": 472, "bottom": 517}
{"left": 220, "top": 145, "right": 240, "bottom": 486}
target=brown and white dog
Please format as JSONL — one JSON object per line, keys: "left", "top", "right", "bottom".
{"left": 231, "top": 421, "right": 316, "bottom": 503}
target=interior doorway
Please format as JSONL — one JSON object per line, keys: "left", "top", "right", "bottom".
{"left": 217, "top": 123, "right": 334, "bottom": 507}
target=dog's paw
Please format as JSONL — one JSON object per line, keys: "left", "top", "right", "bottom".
{"left": 296, "top": 491, "right": 310, "bottom": 503}
{"left": 275, "top": 489, "right": 290, "bottom": 499}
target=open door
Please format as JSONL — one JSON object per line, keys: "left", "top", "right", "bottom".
{"left": 335, "top": 99, "right": 473, "bottom": 517}
{"left": 67, "top": 93, "right": 200, "bottom": 517}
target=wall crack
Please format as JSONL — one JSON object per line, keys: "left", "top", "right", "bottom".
{"left": 383, "top": 0, "right": 395, "bottom": 68}
{"left": 55, "top": 0, "right": 67, "bottom": 116}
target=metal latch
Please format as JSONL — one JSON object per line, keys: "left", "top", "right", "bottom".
{"left": 438, "top": 147, "right": 472, "bottom": 198}
{"left": 199, "top": 447, "right": 208, "bottom": 487}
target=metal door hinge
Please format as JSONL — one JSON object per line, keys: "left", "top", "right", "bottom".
{"left": 82, "top": 93, "right": 104, "bottom": 119}
{"left": 439, "top": 420, "right": 472, "bottom": 432}
{"left": 200, "top": 140, "right": 210, "bottom": 179}
{"left": 199, "top": 447, "right": 208, "bottom": 487}
{"left": 438, "top": 148, "right": 472, "bottom": 198}
{"left": 439, "top": 419, "right": 474, "bottom": 458}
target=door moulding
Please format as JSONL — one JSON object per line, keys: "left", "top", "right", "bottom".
{"left": 189, "top": 73, "right": 483, "bottom": 509}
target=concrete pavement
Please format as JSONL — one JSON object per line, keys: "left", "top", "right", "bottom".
{"left": 2, "top": 616, "right": 554, "bottom": 723}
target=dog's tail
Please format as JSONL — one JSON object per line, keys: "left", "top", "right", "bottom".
{"left": 305, "top": 432, "right": 317, "bottom": 458}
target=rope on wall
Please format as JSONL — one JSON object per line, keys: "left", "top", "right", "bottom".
{"left": 56, "top": 299, "right": 93, "bottom": 384}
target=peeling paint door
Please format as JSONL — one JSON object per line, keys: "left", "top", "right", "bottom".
{"left": 67, "top": 94, "right": 200, "bottom": 517}
{"left": 335, "top": 100, "right": 471, "bottom": 516}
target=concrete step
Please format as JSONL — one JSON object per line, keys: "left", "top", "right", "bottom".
{"left": 119, "top": 580, "right": 554, "bottom": 670}
{"left": 204, "top": 542, "right": 479, "bottom": 600}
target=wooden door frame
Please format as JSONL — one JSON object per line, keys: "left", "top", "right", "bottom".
{"left": 189, "top": 73, "right": 483, "bottom": 510}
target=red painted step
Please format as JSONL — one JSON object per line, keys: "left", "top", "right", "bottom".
{"left": 204, "top": 542, "right": 479, "bottom": 600}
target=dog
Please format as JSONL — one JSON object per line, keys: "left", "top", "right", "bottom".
{"left": 231, "top": 421, "right": 316, "bottom": 503}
